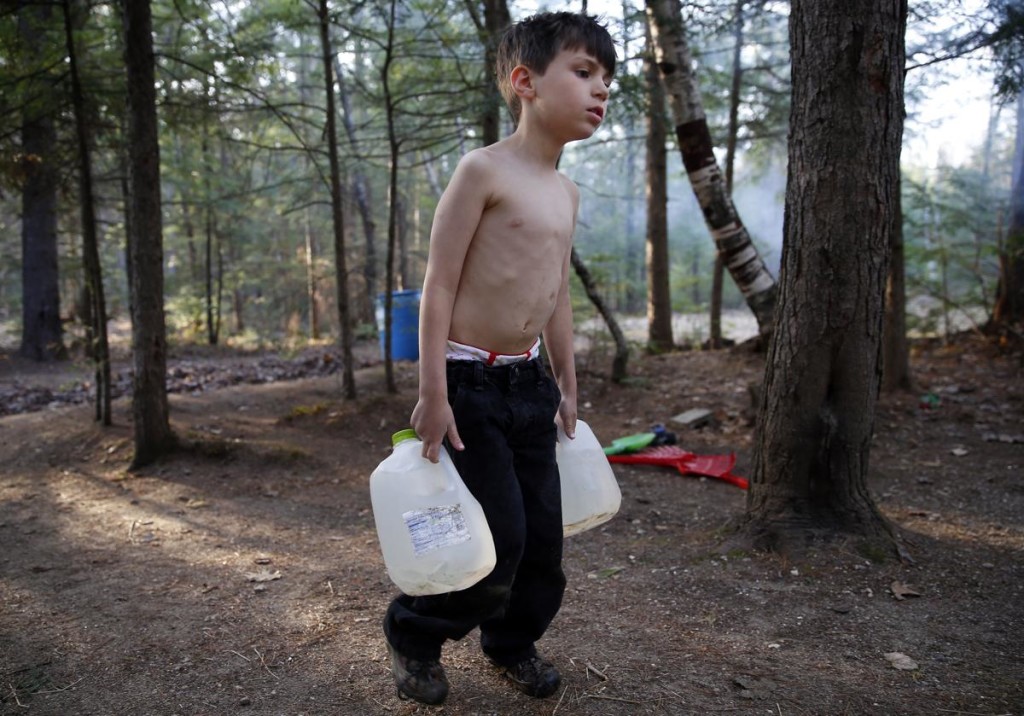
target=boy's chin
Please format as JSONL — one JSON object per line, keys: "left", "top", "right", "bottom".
{"left": 569, "top": 126, "right": 599, "bottom": 142}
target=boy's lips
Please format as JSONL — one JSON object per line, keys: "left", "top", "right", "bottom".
{"left": 587, "top": 106, "right": 605, "bottom": 122}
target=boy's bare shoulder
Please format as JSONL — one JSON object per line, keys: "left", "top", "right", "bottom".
{"left": 457, "top": 146, "right": 503, "bottom": 176}
{"left": 558, "top": 171, "right": 580, "bottom": 204}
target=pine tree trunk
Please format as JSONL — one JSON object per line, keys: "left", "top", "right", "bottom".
{"left": 18, "top": 1, "right": 65, "bottom": 362}
{"left": 398, "top": 191, "right": 411, "bottom": 290}
{"left": 710, "top": 256, "right": 724, "bottom": 348}
{"left": 483, "top": 0, "right": 511, "bottom": 143}
{"left": 645, "top": 0, "right": 777, "bottom": 335}
{"left": 645, "top": 28, "right": 673, "bottom": 352}
{"left": 304, "top": 208, "right": 321, "bottom": 340}
{"left": 318, "top": 0, "right": 357, "bottom": 399}
{"left": 202, "top": 117, "right": 218, "bottom": 346}
{"left": 712, "top": 0, "right": 745, "bottom": 350}
{"left": 883, "top": 185, "right": 912, "bottom": 391}
{"left": 62, "top": 0, "right": 111, "bottom": 423}
{"left": 992, "top": 88, "right": 1024, "bottom": 325}
{"left": 622, "top": 2, "right": 644, "bottom": 316}
{"left": 379, "top": 0, "right": 402, "bottom": 393}
{"left": 334, "top": 57, "right": 378, "bottom": 325}
{"left": 122, "top": 0, "right": 175, "bottom": 467}
{"left": 739, "top": 0, "right": 907, "bottom": 557}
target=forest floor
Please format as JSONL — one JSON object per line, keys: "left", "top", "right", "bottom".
{"left": 0, "top": 330, "right": 1022, "bottom": 716}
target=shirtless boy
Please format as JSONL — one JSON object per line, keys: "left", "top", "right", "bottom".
{"left": 382, "top": 12, "right": 616, "bottom": 706}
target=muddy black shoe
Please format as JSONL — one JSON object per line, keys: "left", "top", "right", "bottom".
{"left": 386, "top": 641, "right": 449, "bottom": 705}
{"left": 498, "top": 655, "right": 561, "bottom": 698}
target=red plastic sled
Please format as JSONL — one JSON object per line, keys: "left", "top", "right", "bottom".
{"left": 607, "top": 445, "right": 749, "bottom": 490}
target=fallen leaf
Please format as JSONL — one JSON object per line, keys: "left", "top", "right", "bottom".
{"left": 950, "top": 447, "right": 968, "bottom": 457}
{"left": 588, "top": 566, "right": 625, "bottom": 579}
{"left": 245, "top": 569, "right": 282, "bottom": 583}
{"left": 890, "top": 581, "right": 922, "bottom": 600}
{"left": 883, "top": 652, "right": 919, "bottom": 670}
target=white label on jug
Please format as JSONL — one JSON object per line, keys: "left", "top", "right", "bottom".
{"left": 403, "top": 504, "right": 471, "bottom": 556}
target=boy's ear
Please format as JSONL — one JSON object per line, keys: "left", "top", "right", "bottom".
{"left": 510, "top": 65, "right": 535, "bottom": 101}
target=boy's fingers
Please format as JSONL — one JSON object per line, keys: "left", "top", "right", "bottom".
{"left": 447, "top": 423, "right": 464, "bottom": 452}
{"left": 563, "top": 413, "right": 577, "bottom": 439}
{"left": 421, "top": 439, "right": 442, "bottom": 463}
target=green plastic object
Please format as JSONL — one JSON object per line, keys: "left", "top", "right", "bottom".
{"left": 391, "top": 429, "right": 418, "bottom": 446}
{"left": 602, "top": 432, "right": 656, "bottom": 456}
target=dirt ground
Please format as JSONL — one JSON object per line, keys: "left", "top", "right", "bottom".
{"left": 1, "top": 333, "right": 1022, "bottom": 716}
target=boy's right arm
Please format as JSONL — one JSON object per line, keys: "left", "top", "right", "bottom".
{"left": 410, "top": 150, "right": 493, "bottom": 463}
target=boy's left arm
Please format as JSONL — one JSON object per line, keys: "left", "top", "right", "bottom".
{"left": 543, "top": 178, "right": 580, "bottom": 438}
{"left": 543, "top": 266, "right": 578, "bottom": 439}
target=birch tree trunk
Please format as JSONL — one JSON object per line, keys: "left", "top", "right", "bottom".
{"left": 122, "top": 0, "right": 175, "bottom": 467}
{"left": 645, "top": 0, "right": 777, "bottom": 335}
{"left": 739, "top": 0, "right": 907, "bottom": 557}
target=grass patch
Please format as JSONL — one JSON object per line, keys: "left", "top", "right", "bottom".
{"left": 281, "top": 402, "right": 329, "bottom": 422}
{"left": 183, "top": 433, "right": 235, "bottom": 459}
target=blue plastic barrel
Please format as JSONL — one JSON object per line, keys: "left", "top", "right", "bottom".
{"left": 376, "top": 289, "right": 421, "bottom": 361}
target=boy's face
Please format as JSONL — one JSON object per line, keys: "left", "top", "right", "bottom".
{"left": 526, "top": 46, "right": 612, "bottom": 141}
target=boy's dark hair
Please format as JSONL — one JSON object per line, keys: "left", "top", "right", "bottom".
{"left": 496, "top": 12, "right": 617, "bottom": 121}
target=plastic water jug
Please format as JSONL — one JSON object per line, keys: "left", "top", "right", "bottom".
{"left": 557, "top": 420, "right": 622, "bottom": 537}
{"left": 370, "top": 430, "right": 496, "bottom": 596}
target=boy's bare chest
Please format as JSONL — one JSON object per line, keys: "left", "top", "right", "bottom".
{"left": 486, "top": 180, "right": 575, "bottom": 240}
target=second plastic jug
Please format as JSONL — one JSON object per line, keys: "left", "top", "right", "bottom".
{"left": 557, "top": 419, "right": 622, "bottom": 537}
{"left": 370, "top": 430, "right": 496, "bottom": 596}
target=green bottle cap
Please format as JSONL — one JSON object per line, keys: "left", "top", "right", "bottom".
{"left": 392, "top": 429, "right": 418, "bottom": 446}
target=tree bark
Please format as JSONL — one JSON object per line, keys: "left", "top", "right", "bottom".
{"left": 62, "top": 0, "right": 111, "bottom": 423}
{"left": 882, "top": 183, "right": 912, "bottom": 391}
{"left": 122, "top": 0, "right": 175, "bottom": 467}
{"left": 464, "top": 0, "right": 511, "bottom": 145}
{"left": 740, "top": 0, "right": 907, "bottom": 557}
{"left": 334, "top": 56, "right": 378, "bottom": 325}
{"left": 380, "top": 0, "right": 401, "bottom": 394}
{"left": 18, "top": 1, "right": 65, "bottom": 362}
{"left": 992, "top": 88, "right": 1024, "bottom": 325}
{"left": 645, "top": 0, "right": 777, "bottom": 335}
{"left": 318, "top": 0, "right": 357, "bottom": 399}
{"left": 621, "top": 0, "right": 643, "bottom": 316}
{"left": 201, "top": 109, "right": 219, "bottom": 346}
{"left": 645, "top": 27, "right": 673, "bottom": 352}
{"left": 712, "top": 0, "right": 746, "bottom": 350}
{"left": 304, "top": 208, "right": 320, "bottom": 340}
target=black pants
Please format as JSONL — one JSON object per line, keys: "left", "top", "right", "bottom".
{"left": 383, "top": 358, "right": 566, "bottom": 666}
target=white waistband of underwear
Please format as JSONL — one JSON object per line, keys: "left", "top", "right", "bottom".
{"left": 446, "top": 338, "right": 541, "bottom": 367}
